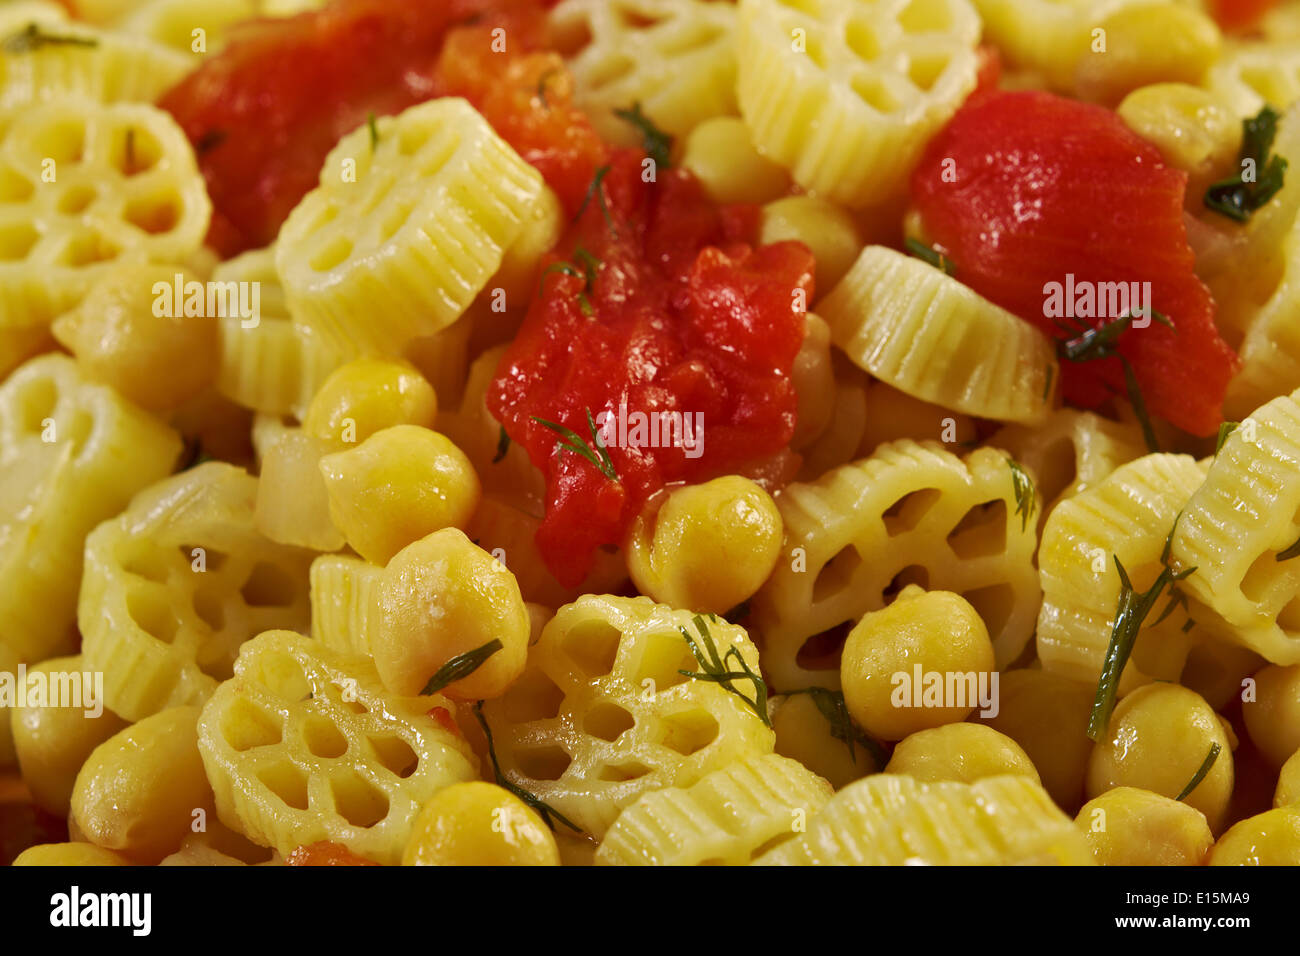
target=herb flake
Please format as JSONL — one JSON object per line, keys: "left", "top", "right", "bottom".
{"left": 678, "top": 614, "right": 771, "bottom": 727}
{"left": 1205, "top": 106, "right": 1289, "bottom": 223}
{"left": 532, "top": 408, "right": 618, "bottom": 482}
{"left": 420, "top": 639, "right": 502, "bottom": 696}
{"left": 3, "top": 22, "right": 98, "bottom": 54}
{"left": 1175, "top": 742, "right": 1221, "bottom": 801}
{"left": 613, "top": 102, "right": 673, "bottom": 170}
{"left": 574, "top": 164, "right": 615, "bottom": 234}
{"left": 492, "top": 425, "right": 511, "bottom": 464}
{"left": 1277, "top": 534, "right": 1300, "bottom": 562}
{"left": 1008, "top": 458, "right": 1037, "bottom": 532}
{"left": 1215, "top": 421, "right": 1239, "bottom": 455}
{"left": 472, "top": 701, "right": 582, "bottom": 832}
{"left": 904, "top": 237, "right": 956, "bottom": 276}
{"left": 788, "top": 686, "right": 886, "bottom": 766}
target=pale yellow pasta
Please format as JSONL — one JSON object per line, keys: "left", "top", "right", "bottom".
{"left": 0, "top": 353, "right": 181, "bottom": 668}
{"left": 820, "top": 247, "right": 1058, "bottom": 424}
{"left": 253, "top": 426, "right": 345, "bottom": 552}
{"left": 196, "top": 629, "right": 479, "bottom": 866}
{"left": 595, "top": 754, "right": 833, "bottom": 866}
{"left": 1170, "top": 388, "right": 1300, "bottom": 664}
{"left": 1205, "top": 39, "right": 1300, "bottom": 118}
{"left": 1037, "top": 453, "right": 1207, "bottom": 691}
{"left": 759, "top": 196, "right": 863, "bottom": 294}
{"left": 754, "top": 773, "right": 1093, "bottom": 865}
{"left": 682, "top": 116, "right": 791, "bottom": 206}
{"left": 550, "top": 0, "right": 739, "bottom": 147}
{"left": 793, "top": 354, "right": 871, "bottom": 480}
{"left": 790, "top": 313, "right": 835, "bottom": 450}
{"left": 858, "top": 379, "right": 977, "bottom": 457}
{"left": 79, "top": 462, "right": 314, "bottom": 722}
{"left": 736, "top": 0, "right": 981, "bottom": 208}
{"left": 119, "top": 0, "right": 260, "bottom": 57}
{"left": 1226, "top": 226, "right": 1300, "bottom": 418}
{"left": 770, "top": 692, "right": 879, "bottom": 790}
{"left": 309, "top": 553, "right": 383, "bottom": 661}
{"left": 754, "top": 439, "right": 1043, "bottom": 690}
{"left": 1117, "top": 82, "right": 1240, "bottom": 177}
{"left": 479, "top": 594, "right": 776, "bottom": 838}
{"left": 0, "top": 323, "right": 53, "bottom": 379}
{"left": 0, "top": 98, "right": 211, "bottom": 329}
{"left": 276, "top": 99, "right": 545, "bottom": 355}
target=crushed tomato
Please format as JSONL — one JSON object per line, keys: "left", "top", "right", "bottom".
{"left": 286, "top": 841, "right": 381, "bottom": 866}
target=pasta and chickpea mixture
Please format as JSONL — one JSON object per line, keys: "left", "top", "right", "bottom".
{"left": 3, "top": 0, "right": 1300, "bottom": 868}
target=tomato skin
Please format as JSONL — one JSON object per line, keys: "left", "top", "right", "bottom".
{"left": 1210, "top": 0, "right": 1278, "bottom": 31}
{"left": 286, "top": 841, "right": 381, "bottom": 866}
{"left": 911, "top": 90, "right": 1237, "bottom": 437}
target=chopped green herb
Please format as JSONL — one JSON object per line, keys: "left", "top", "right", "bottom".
{"left": 904, "top": 237, "right": 956, "bottom": 276}
{"left": 492, "top": 425, "right": 511, "bottom": 464}
{"left": 367, "top": 112, "right": 379, "bottom": 150}
{"left": 531, "top": 408, "right": 618, "bottom": 482}
{"left": 124, "top": 128, "right": 136, "bottom": 172}
{"left": 574, "top": 164, "right": 615, "bottom": 234}
{"left": 1205, "top": 106, "right": 1289, "bottom": 223}
{"left": 1175, "top": 742, "right": 1222, "bottom": 801}
{"left": 536, "top": 67, "right": 559, "bottom": 109}
{"left": 539, "top": 245, "right": 601, "bottom": 316}
{"left": 1043, "top": 363, "right": 1055, "bottom": 402}
{"left": 472, "top": 701, "right": 582, "bottom": 832}
{"left": 1215, "top": 421, "right": 1239, "bottom": 455}
{"left": 787, "top": 686, "right": 886, "bottom": 767}
{"left": 195, "top": 128, "right": 227, "bottom": 155}
{"left": 177, "top": 437, "right": 212, "bottom": 472}
{"left": 678, "top": 614, "right": 770, "bottom": 727}
{"left": 421, "top": 639, "right": 502, "bottom": 696}
{"left": 1277, "top": 533, "right": 1300, "bottom": 562}
{"left": 1007, "top": 458, "right": 1037, "bottom": 532}
{"left": 613, "top": 102, "right": 673, "bottom": 170}
{"left": 3, "top": 22, "right": 98, "bottom": 53}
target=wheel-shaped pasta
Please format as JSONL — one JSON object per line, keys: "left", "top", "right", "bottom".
{"left": 196, "top": 630, "right": 479, "bottom": 866}
{"left": 753, "top": 773, "right": 1093, "bottom": 865}
{"left": 594, "top": 754, "right": 833, "bottom": 866}
{"left": 1204, "top": 39, "right": 1300, "bottom": 119}
{"left": 479, "top": 595, "right": 776, "bottom": 839}
{"left": 820, "top": 246, "right": 1058, "bottom": 423}
{"left": 118, "top": 0, "right": 259, "bottom": 57}
{"left": 1170, "top": 388, "right": 1300, "bottom": 664}
{"left": 753, "top": 439, "right": 1043, "bottom": 691}
{"left": 549, "top": 0, "right": 739, "bottom": 146}
{"left": 79, "top": 462, "right": 315, "bottom": 722}
{"left": 0, "top": 353, "right": 180, "bottom": 667}
{"left": 275, "top": 98, "right": 546, "bottom": 355}
{"left": 1226, "top": 222, "right": 1300, "bottom": 419}
{"left": 1036, "top": 453, "right": 1208, "bottom": 691}
{"left": 0, "top": 97, "right": 211, "bottom": 328}
{"left": 735, "top": 0, "right": 981, "bottom": 208}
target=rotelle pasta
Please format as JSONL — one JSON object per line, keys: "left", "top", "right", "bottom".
{"left": 1, "top": 0, "right": 1300, "bottom": 876}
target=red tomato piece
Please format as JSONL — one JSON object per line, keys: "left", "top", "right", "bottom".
{"left": 1209, "top": 0, "right": 1278, "bottom": 31}
{"left": 488, "top": 153, "right": 813, "bottom": 586}
{"left": 911, "top": 90, "right": 1237, "bottom": 437}
{"left": 286, "top": 841, "right": 381, "bottom": 866}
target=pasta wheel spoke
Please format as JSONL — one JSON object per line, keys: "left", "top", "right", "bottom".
{"left": 197, "top": 629, "right": 479, "bottom": 866}
{"left": 79, "top": 462, "right": 315, "bottom": 721}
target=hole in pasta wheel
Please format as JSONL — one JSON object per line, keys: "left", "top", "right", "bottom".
{"left": 127, "top": 587, "right": 180, "bottom": 644}
{"left": 565, "top": 620, "right": 622, "bottom": 677}
{"left": 117, "top": 126, "right": 161, "bottom": 176}
{"left": 586, "top": 53, "right": 636, "bottom": 89}
{"left": 750, "top": 830, "right": 796, "bottom": 860}
{"left": 803, "top": 34, "right": 830, "bottom": 70}
{"left": 118, "top": 542, "right": 172, "bottom": 583}
{"left": 1241, "top": 550, "right": 1291, "bottom": 607}
{"left": 882, "top": 488, "right": 942, "bottom": 536}
{"left": 552, "top": 18, "right": 592, "bottom": 56}
{"left": 338, "top": 697, "right": 368, "bottom": 715}
{"left": 946, "top": 500, "right": 1008, "bottom": 560}
{"left": 15, "top": 376, "right": 57, "bottom": 433}
{"left": 310, "top": 235, "right": 353, "bottom": 273}
{"left": 57, "top": 184, "right": 97, "bottom": 216}
{"left": 778, "top": 0, "right": 825, "bottom": 17}
{"left": 221, "top": 697, "right": 283, "bottom": 752}
{"left": 597, "top": 760, "right": 650, "bottom": 782}
{"left": 300, "top": 714, "right": 348, "bottom": 758}
{"left": 1240, "top": 67, "right": 1278, "bottom": 101}
{"left": 419, "top": 135, "right": 458, "bottom": 180}
{"left": 883, "top": 564, "right": 929, "bottom": 600}
{"left": 582, "top": 702, "right": 636, "bottom": 742}
{"left": 615, "top": 5, "right": 669, "bottom": 30}
{"left": 253, "top": 650, "right": 313, "bottom": 702}
{"left": 258, "top": 761, "right": 309, "bottom": 810}
{"left": 396, "top": 123, "right": 433, "bottom": 157}
{"left": 33, "top": 118, "right": 85, "bottom": 164}
{"left": 330, "top": 772, "right": 390, "bottom": 828}
{"left": 812, "top": 545, "right": 863, "bottom": 604}
{"left": 794, "top": 618, "right": 854, "bottom": 672}
{"left": 241, "top": 560, "right": 299, "bottom": 608}
{"left": 66, "top": 409, "right": 94, "bottom": 453}
{"left": 906, "top": 52, "right": 950, "bottom": 92}
{"left": 515, "top": 745, "right": 572, "bottom": 781}
{"left": 500, "top": 666, "right": 566, "bottom": 722}
{"left": 657, "top": 22, "right": 724, "bottom": 57}
{"left": 367, "top": 735, "right": 418, "bottom": 779}
{"left": 850, "top": 73, "right": 901, "bottom": 113}
{"left": 961, "top": 582, "right": 1015, "bottom": 640}
{"left": 630, "top": 629, "right": 696, "bottom": 693}
{"left": 0, "top": 222, "right": 40, "bottom": 261}
{"left": 192, "top": 589, "right": 226, "bottom": 631}
{"left": 897, "top": 0, "right": 952, "bottom": 34}
{"left": 58, "top": 230, "right": 120, "bottom": 266}
{"left": 844, "top": 18, "right": 880, "bottom": 61}
{"left": 0, "top": 164, "right": 34, "bottom": 203}
{"left": 659, "top": 708, "right": 718, "bottom": 756}
{"left": 380, "top": 201, "right": 414, "bottom": 241}
{"left": 123, "top": 194, "right": 181, "bottom": 235}
{"left": 1279, "top": 594, "right": 1300, "bottom": 632}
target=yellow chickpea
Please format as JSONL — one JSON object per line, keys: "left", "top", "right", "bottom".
{"left": 70, "top": 706, "right": 215, "bottom": 864}
{"left": 681, "top": 117, "right": 791, "bottom": 205}
{"left": 841, "top": 587, "right": 996, "bottom": 742}
{"left": 624, "top": 476, "right": 782, "bottom": 615}
{"left": 860, "top": 381, "right": 977, "bottom": 454}
{"left": 50, "top": 262, "right": 217, "bottom": 410}
{"left": 402, "top": 781, "right": 559, "bottom": 866}
{"left": 1275, "top": 749, "right": 1300, "bottom": 808}
{"left": 980, "top": 668, "right": 1096, "bottom": 813}
{"left": 1074, "top": 3, "right": 1221, "bottom": 105}
{"left": 13, "top": 842, "right": 132, "bottom": 866}
{"left": 303, "top": 358, "right": 438, "bottom": 449}
{"left": 885, "top": 723, "right": 1040, "bottom": 785}
{"left": 1208, "top": 807, "right": 1300, "bottom": 865}
{"left": 320, "top": 425, "right": 481, "bottom": 565}
{"left": 1242, "top": 663, "right": 1300, "bottom": 770}
{"left": 759, "top": 195, "right": 864, "bottom": 292}
{"left": 1075, "top": 787, "right": 1213, "bottom": 866}
{"left": 771, "top": 692, "right": 878, "bottom": 790}
{"left": 10, "top": 656, "right": 130, "bottom": 816}
{"left": 376, "top": 528, "right": 529, "bottom": 700}
{"left": 1086, "top": 683, "right": 1234, "bottom": 833}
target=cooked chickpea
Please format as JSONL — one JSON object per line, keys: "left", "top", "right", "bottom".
{"left": 759, "top": 195, "right": 863, "bottom": 291}
{"left": 303, "top": 358, "right": 437, "bottom": 449}
{"left": 320, "top": 425, "right": 480, "bottom": 565}
{"left": 402, "top": 781, "right": 559, "bottom": 866}
{"left": 841, "top": 587, "right": 996, "bottom": 741}
{"left": 1074, "top": 3, "right": 1221, "bottom": 105}
{"left": 1208, "top": 807, "right": 1300, "bottom": 865}
{"left": 885, "top": 723, "right": 1040, "bottom": 785}
{"left": 771, "top": 693, "right": 878, "bottom": 790}
{"left": 624, "top": 476, "right": 782, "bottom": 615}
{"left": 13, "top": 842, "right": 132, "bottom": 866}
{"left": 861, "top": 381, "right": 977, "bottom": 453}
{"left": 1242, "top": 663, "right": 1300, "bottom": 770}
{"left": 10, "top": 655, "right": 129, "bottom": 816}
{"left": 70, "top": 706, "right": 214, "bottom": 864}
{"left": 681, "top": 117, "right": 791, "bottom": 205}
{"left": 1075, "top": 787, "right": 1213, "bottom": 865}
{"left": 376, "top": 528, "right": 529, "bottom": 700}
{"left": 50, "top": 262, "right": 217, "bottom": 410}
{"left": 1275, "top": 749, "right": 1300, "bottom": 808}
{"left": 1086, "top": 683, "right": 1234, "bottom": 833}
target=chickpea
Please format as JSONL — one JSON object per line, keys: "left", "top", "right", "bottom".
{"left": 303, "top": 358, "right": 437, "bottom": 449}
{"left": 13, "top": 842, "right": 132, "bottom": 866}
{"left": 1242, "top": 663, "right": 1300, "bottom": 769}
{"left": 403, "top": 782, "right": 559, "bottom": 866}
{"left": 1208, "top": 807, "right": 1300, "bottom": 865}
{"left": 1075, "top": 787, "right": 1213, "bottom": 865}
{"left": 885, "top": 723, "right": 1040, "bottom": 785}
{"left": 771, "top": 693, "right": 878, "bottom": 790}
{"left": 681, "top": 117, "right": 790, "bottom": 205}
{"left": 1275, "top": 749, "right": 1300, "bottom": 808}
{"left": 759, "top": 195, "right": 864, "bottom": 291}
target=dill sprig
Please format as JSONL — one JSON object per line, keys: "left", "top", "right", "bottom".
{"left": 1175, "top": 742, "right": 1222, "bottom": 801}
{"left": 532, "top": 408, "right": 618, "bottom": 481}
{"left": 492, "top": 424, "right": 511, "bottom": 464}
{"left": 613, "top": 102, "right": 673, "bottom": 170}
{"left": 471, "top": 701, "right": 582, "bottom": 833}
{"left": 1215, "top": 421, "right": 1239, "bottom": 455}
{"left": 367, "top": 112, "right": 379, "bottom": 150}
{"left": 1043, "top": 363, "right": 1055, "bottom": 402}
{"left": 574, "top": 164, "right": 615, "bottom": 234}
{"left": 904, "top": 237, "right": 956, "bottom": 276}
{"left": 421, "top": 639, "right": 501, "bottom": 696}
{"left": 539, "top": 244, "right": 600, "bottom": 316}
{"left": 678, "top": 614, "right": 771, "bottom": 727}
{"left": 1205, "top": 105, "right": 1289, "bottom": 223}
{"left": 1277, "top": 534, "right": 1300, "bottom": 562}
{"left": 1007, "top": 458, "right": 1037, "bottom": 532}
{"left": 787, "top": 686, "right": 886, "bottom": 766}
{"left": 3, "top": 22, "right": 98, "bottom": 53}
{"left": 177, "top": 437, "right": 213, "bottom": 472}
